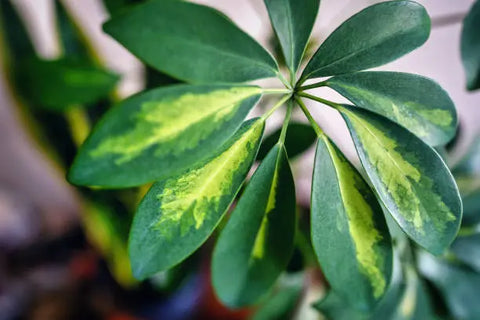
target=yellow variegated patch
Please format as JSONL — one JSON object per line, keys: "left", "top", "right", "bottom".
{"left": 153, "top": 120, "right": 264, "bottom": 239}
{"left": 328, "top": 81, "right": 454, "bottom": 141}
{"left": 342, "top": 108, "right": 456, "bottom": 232}
{"left": 251, "top": 155, "right": 280, "bottom": 260}
{"left": 324, "top": 137, "right": 386, "bottom": 298}
{"left": 90, "top": 86, "right": 262, "bottom": 164}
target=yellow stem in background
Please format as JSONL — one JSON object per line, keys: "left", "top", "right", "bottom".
{"left": 65, "top": 105, "right": 91, "bottom": 146}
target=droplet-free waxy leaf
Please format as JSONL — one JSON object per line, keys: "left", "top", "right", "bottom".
{"left": 17, "top": 58, "right": 119, "bottom": 111}
{"left": 104, "top": 0, "right": 278, "bottom": 83}
{"left": 68, "top": 84, "right": 262, "bottom": 187}
{"left": 326, "top": 72, "right": 457, "bottom": 146}
{"left": 461, "top": 0, "right": 480, "bottom": 90}
{"left": 257, "top": 122, "right": 316, "bottom": 160}
{"left": 311, "top": 136, "right": 392, "bottom": 311}
{"left": 264, "top": 0, "right": 320, "bottom": 73}
{"left": 129, "top": 119, "right": 265, "bottom": 279}
{"left": 212, "top": 144, "right": 296, "bottom": 307}
{"left": 301, "top": 1, "right": 430, "bottom": 81}
{"left": 340, "top": 106, "right": 462, "bottom": 254}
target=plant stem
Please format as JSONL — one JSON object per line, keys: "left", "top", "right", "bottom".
{"left": 277, "top": 72, "right": 293, "bottom": 90}
{"left": 294, "top": 97, "right": 324, "bottom": 137}
{"left": 297, "top": 92, "right": 342, "bottom": 109}
{"left": 263, "top": 88, "right": 292, "bottom": 95}
{"left": 297, "top": 80, "right": 328, "bottom": 91}
{"left": 65, "top": 105, "right": 91, "bottom": 146}
{"left": 289, "top": 68, "right": 296, "bottom": 88}
{"left": 278, "top": 101, "right": 293, "bottom": 144}
{"left": 262, "top": 94, "right": 292, "bottom": 120}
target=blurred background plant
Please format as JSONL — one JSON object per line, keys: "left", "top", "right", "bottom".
{"left": 0, "top": 0, "right": 479, "bottom": 319}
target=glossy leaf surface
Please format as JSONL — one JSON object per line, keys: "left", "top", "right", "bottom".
{"left": 257, "top": 122, "right": 316, "bottom": 160}
{"left": 301, "top": 1, "right": 430, "bottom": 81}
{"left": 327, "top": 72, "right": 456, "bottom": 146}
{"left": 129, "top": 120, "right": 264, "bottom": 279}
{"left": 69, "top": 84, "right": 262, "bottom": 187}
{"left": 17, "top": 58, "right": 118, "bottom": 111}
{"left": 212, "top": 144, "right": 296, "bottom": 307}
{"left": 104, "top": 0, "right": 278, "bottom": 83}
{"left": 341, "top": 106, "right": 462, "bottom": 254}
{"left": 461, "top": 0, "right": 480, "bottom": 90}
{"left": 311, "top": 136, "right": 392, "bottom": 311}
{"left": 264, "top": 0, "right": 319, "bottom": 73}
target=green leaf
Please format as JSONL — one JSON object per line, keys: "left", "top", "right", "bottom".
{"left": 461, "top": 190, "right": 480, "bottom": 225}
{"left": 315, "top": 265, "right": 436, "bottom": 320}
{"left": 419, "top": 252, "right": 480, "bottom": 320}
{"left": 0, "top": 0, "right": 36, "bottom": 64}
{"left": 450, "top": 233, "right": 480, "bottom": 273}
{"left": 257, "top": 122, "right": 316, "bottom": 160}
{"left": 54, "top": 0, "right": 89, "bottom": 60}
{"left": 452, "top": 135, "right": 480, "bottom": 179}
{"left": 326, "top": 72, "right": 457, "bottom": 146}
{"left": 102, "top": 0, "right": 145, "bottom": 15}
{"left": 311, "top": 136, "right": 392, "bottom": 311}
{"left": 103, "top": 0, "right": 278, "bottom": 83}
{"left": 212, "top": 144, "right": 296, "bottom": 307}
{"left": 68, "top": 84, "right": 263, "bottom": 187}
{"left": 314, "top": 292, "right": 369, "bottom": 320}
{"left": 129, "top": 119, "right": 265, "bottom": 279}
{"left": 264, "top": 0, "right": 320, "bottom": 73}
{"left": 252, "top": 273, "right": 304, "bottom": 320}
{"left": 301, "top": 1, "right": 430, "bottom": 81}
{"left": 16, "top": 58, "right": 118, "bottom": 111}
{"left": 461, "top": 0, "right": 480, "bottom": 90}
{"left": 340, "top": 106, "right": 462, "bottom": 254}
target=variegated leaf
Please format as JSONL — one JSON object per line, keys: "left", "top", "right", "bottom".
{"left": 129, "top": 119, "right": 264, "bottom": 279}
{"left": 212, "top": 144, "right": 296, "bottom": 307}
{"left": 340, "top": 106, "right": 462, "bottom": 254}
{"left": 326, "top": 72, "right": 457, "bottom": 146}
{"left": 69, "top": 84, "right": 263, "bottom": 187}
{"left": 312, "top": 136, "right": 392, "bottom": 311}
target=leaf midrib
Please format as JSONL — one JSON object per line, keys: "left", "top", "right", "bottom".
{"left": 346, "top": 111, "right": 426, "bottom": 222}
{"left": 160, "top": 33, "right": 277, "bottom": 76}
{"left": 305, "top": 22, "right": 419, "bottom": 78}
{"left": 149, "top": 123, "right": 260, "bottom": 230}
